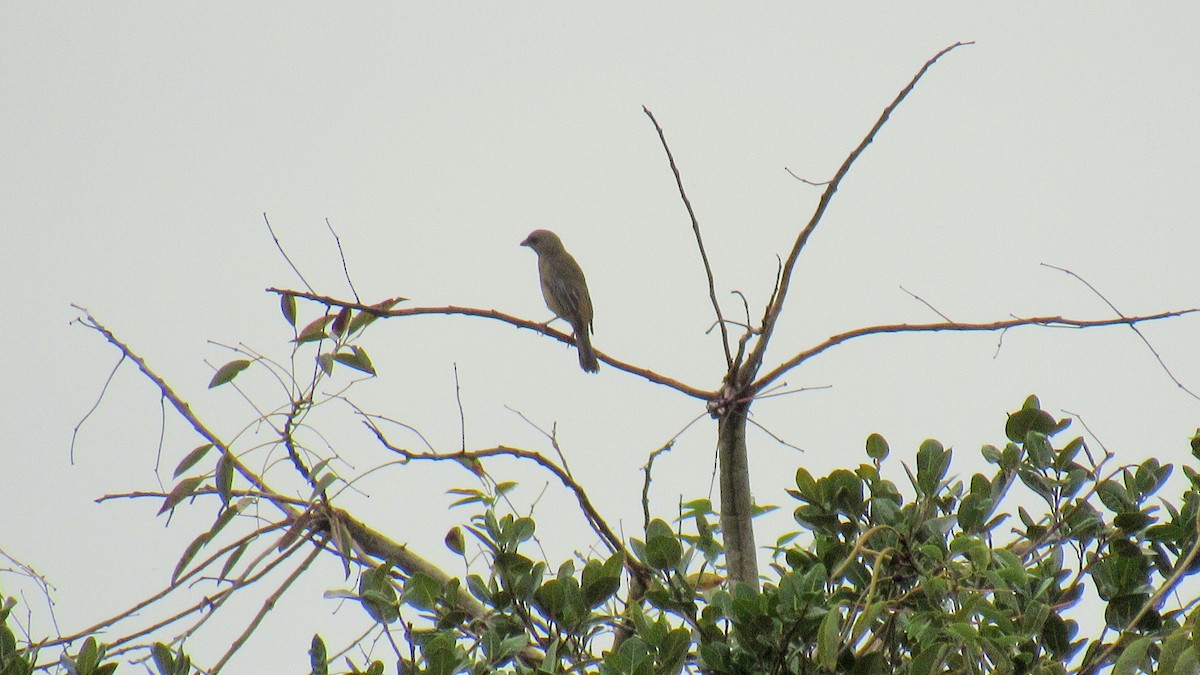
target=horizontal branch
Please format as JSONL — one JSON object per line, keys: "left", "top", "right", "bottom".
{"left": 267, "top": 288, "right": 714, "bottom": 400}
{"left": 752, "top": 309, "right": 1200, "bottom": 396}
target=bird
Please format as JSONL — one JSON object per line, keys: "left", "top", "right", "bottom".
{"left": 520, "top": 229, "right": 599, "bottom": 373}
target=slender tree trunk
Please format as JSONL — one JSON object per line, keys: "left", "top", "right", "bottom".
{"left": 718, "top": 404, "right": 758, "bottom": 591}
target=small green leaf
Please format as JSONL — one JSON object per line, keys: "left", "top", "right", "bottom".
{"left": 445, "top": 527, "right": 465, "bottom": 556}
{"left": 215, "top": 452, "right": 234, "bottom": 505}
{"left": 208, "top": 359, "right": 251, "bottom": 388}
{"left": 151, "top": 643, "right": 175, "bottom": 674}
{"left": 1006, "top": 407, "right": 1056, "bottom": 443}
{"left": 173, "top": 443, "right": 214, "bottom": 478}
{"left": 333, "top": 346, "right": 376, "bottom": 375}
{"left": 296, "top": 315, "right": 335, "bottom": 344}
{"left": 159, "top": 476, "right": 204, "bottom": 514}
{"left": 916, "top": 439, "right": 949, "bottom": 496}
{"left": 1113, "top": 635, "right": 1153, "bottom": 675}
{"left": 172, "top": 531, "right": 211, "bottom": 583}
{"left": 817, "top": 607, "right": 841, "bottom": 671}
{"left": 347, "top": 298, "right": 402, "bottom": 335}
{"left": 77, "top": 636, "right": 99, "bottom": 671}
{"left": 281, "top": 292, "right": 297, "bottom": 327}
{"left": 866, "top": 433, "right": 889, "bottom": 460}
{"left": 330, "top": 306, "right": 352, "bottom": 337}
{"left": 310, "top": 634, "right": 328, "bottom": 675}
{"left": 317, "top": 352, "right": 334, "bottom": 375}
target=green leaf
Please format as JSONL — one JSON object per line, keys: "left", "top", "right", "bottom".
{"left": 359, "top": 565, "right": 400, "bottom": 623}
{"left": 317, "top": 352, "right": 334, "bottom": 375}
{"left": 348, "top": 298, "right": 402, "bottom": 335}
{"left": 173, "top": 443, "right": 214, "bottom": 478}
{"left": 208, "top": 359, "right": 250, "bottom": 388}
{"left": 644, "top": 519, "right": 682, "bottom": 570}
{"left": 158, "top": 476, "right": 204, "bottom": 514}
{"left": 151, "top": 643, "right": 175, "bottom": 674}
{"left": 330, "top": 305, "right": 352, "bottom": 337}
{"left": 172, "top": 531, "right": 211, "bottom": 583}
{"left": 444, "top": 527, "right": 465, "bottom": 556}
{"left": 817, "top": 607, "right": 841, "bottom": 671}
{"left": 280, "top": 292, "right": 297, "bottom": 327}
{"left": 219, "top": 541, "right": 249, "bottom": 582}
{"left": 333, "top": 346, "right": 376, "bottom": 375}
{"left": 309, "top": 634, "right": 328, "bottom": 675}
{"left": 215, "top": 452, "right": 234, "bottom": 505}
{"left": 1097, "top": 479, "right": 1135, "bottom": 513}
{"left": 916, "top": 439, "right": 949, "bottom": 496}
{"left": 77, "top": 637, "right": 99, "bottom": 672}
{"left": 1113, "top": 635, "right": 1152, "bottom": 675}
{"left": 296, "top": 315, "right": 335, "bottom": 344}
{"left": 865, "top": 433, "right": 889, "bottom": 460}
{"left": 1006, "top": 407, "right": 1056, "bottom": 443}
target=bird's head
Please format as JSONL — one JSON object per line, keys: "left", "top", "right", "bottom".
{"left": 520, "top": 229, "right": 566, "bottom": 255}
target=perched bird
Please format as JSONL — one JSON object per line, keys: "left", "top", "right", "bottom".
{"left": 521, "top": 229, "right": 599, "bottom": 373}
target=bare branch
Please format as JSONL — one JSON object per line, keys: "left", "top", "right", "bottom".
{"left": 643, "top": 106, "right": 735, "bottom": 371}
{"left": 267, "top": 288, "right": 715, "bottom": 400}
{"left": 745, "top": 42, "right": 974, "bottom": 383}
{"left": 752, "top": 308, "right": 1200, "bottom": 396}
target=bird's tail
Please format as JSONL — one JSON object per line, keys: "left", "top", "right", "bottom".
{"left": 575, "top": 327, "right": 599, "bottom": 373}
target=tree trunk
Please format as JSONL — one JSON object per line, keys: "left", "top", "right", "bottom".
{"left": 718, "top": 405, "right": 759, "bottom": 591}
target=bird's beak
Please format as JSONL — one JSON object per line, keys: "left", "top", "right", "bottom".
{"left": 520, "top": 236, "right": 532, "bottom": 247}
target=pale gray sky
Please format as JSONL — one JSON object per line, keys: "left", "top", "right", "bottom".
{"left": 2, "top": 4, "right": 1198, "bottom": 672}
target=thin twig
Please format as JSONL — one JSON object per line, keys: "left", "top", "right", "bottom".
{"left": 784, "top": 166, "right": 832, "bottom": 186}
{"left": 263, "top": 213, "right": 315, "bottom": 295}
{"left": 899, "top": 285, "right": 953, "bottom": 322}
{"left": 641, "top": 441, "right": 676, "bottom": 531}
{"left": 69, "top": 346, "right": 124, "bottom": 465}
{"left": 453, "top": 364, "right": 467, "bottom": 452}
{"left": 643, "top": 106, "right": 735, "bottom": 371}
{"left": 1042, "top": 263, "right": 1200, "bottom": 401}
{"left": 325, "top": 218, "right": 360, "bottom": 304}
{"left": 746, "top": 416, "right": 806, "bottom": 453}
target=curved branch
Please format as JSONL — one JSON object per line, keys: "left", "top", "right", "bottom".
{"left": 266, "top": 288, "right": 714, "bottom": 400}
{"left": 643, "top": 106, "right": 734, "bottom": 371}
{"left": 751, "top": 309, "right": 1200, "bottom": 396}
{"left": 366, "top": 422, "right": 630, "bottom": 562}
{"left": 744, "top": 41, "right": 974, "bottom": 382}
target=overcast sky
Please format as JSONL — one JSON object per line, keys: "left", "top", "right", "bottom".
{"left": 3, "top": 4, "right": 1199, "bottom": 672}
